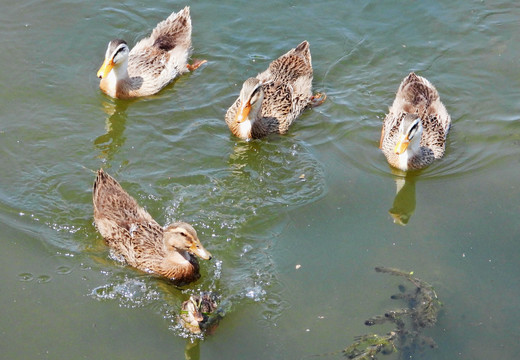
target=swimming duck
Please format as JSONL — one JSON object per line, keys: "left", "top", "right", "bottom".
{"left": 179, "top": 292, "right": 219, "bottom": 334}
{"left": 379, "top": 72, "right": 451, "bottom": 171}
{"left": 92, "top": 169, "right": 212, "bottom": 285}
{"left": 97, "top": 6, "right": 206, "bottom": 99}
{"left": 225, "top": 40, "right": 326, "bottom": 140}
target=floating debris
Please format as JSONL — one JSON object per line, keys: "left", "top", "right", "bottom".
{"left": 343, "top": 332, "right": 397, "bottom": 360}
{"left": 342, "top": 267, "right": 442, "bottom": 359}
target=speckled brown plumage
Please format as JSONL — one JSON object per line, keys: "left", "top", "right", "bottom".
{"left": 225, "top": 41, "right": 325, "bottom": 139}
{"left": 97, "top": 7, "right": 199, "bottom": 99}
{"left": 92, "top": 169, "right": 211, "bottom": 286}
{"left": 380, "top": 73, "right": 451, "bottom": 171}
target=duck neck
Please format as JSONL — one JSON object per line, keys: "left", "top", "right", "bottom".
{"left": 101, "top": 59, "right": 131, "bottom": 98}
{"left": 166, "top": 248, "right": 191, "bottom": 265}
{"left": 161, "top": 250, "right": 200, "bottom": 284}
{"left": 398, "top": 137, "right": 421, "bottom": 171}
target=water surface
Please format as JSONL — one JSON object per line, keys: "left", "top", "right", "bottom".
{"left": 1, "top": 0, "right": 519, "bottom": 359}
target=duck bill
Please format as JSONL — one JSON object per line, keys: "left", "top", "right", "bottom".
{"left": 190, "top": 243, "right": 212, "bottom": 260}
{"left": 394, "top": 135, "right": 410, "bottom": 155}
{"left": 235, "top": 102, "right": 251, "bottom": 123}
{"left": 97, "top": 58, "right": 114, "bottom": 79}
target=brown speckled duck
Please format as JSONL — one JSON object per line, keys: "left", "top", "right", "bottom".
{"left": 225, "top": 40, "right": 326, "bottom": 140}
{"left": 97, "top": 6, "right": 206, "bottom": 99}
{"left": 380, "top": 73, "right": 451, "bottom": 171}
{"left": 92, "top": 169, "right": 211, "bottom": 285}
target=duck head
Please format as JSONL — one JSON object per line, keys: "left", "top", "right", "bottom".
{"left": 97, "top": 39, "right": 130, "bottom": 79}
{"left": 394, "top": 114, "right": 423, "bottom": 155}
{"left": 235, "top": 78, "right": 264, "bottom": 133}
{"left": 163, "top": 222, "right": 212, "bottom": 260}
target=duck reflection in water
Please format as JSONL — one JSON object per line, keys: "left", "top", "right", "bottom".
{"left": 227, "top": 140, "right": 264, "bottom": 174}
{"left": 388, "top": 169, "right": 416, "bottom": 226}
{"left": 94, "top": 100, "right": 130, "bottom": 162}
{"left": 184, "top": 339, "right": 200, "bottom": 360}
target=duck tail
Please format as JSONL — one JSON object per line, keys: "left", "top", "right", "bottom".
{"left": 151, "top": 6, "right": 192, "bottom": 52}
{"left": 398, "top": 72, "right": 439, "bottom": 114}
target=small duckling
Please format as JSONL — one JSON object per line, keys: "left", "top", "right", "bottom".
{"left": 179, "top": 293, "right": 219, "bottom": 334}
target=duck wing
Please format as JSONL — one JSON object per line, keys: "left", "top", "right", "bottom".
{"left": 260, "top": 40, "right": 313, "bottom": 84}
{"left": 127, "top": 7, "right": 192, "bottom": 91}
{"left": 255, "top": 41, "right": 314, "bottom": 131}
{"left": 149, "top": 6, "right": 192, "bottom": 52}
{"left": 93, "top": 169, "right": 159, "bottom": 241}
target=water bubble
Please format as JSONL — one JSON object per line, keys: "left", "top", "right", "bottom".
{"left": 37, "top": 275, "right": 52, "bottom": 284}
{"left": 56, "top": 266, "right": 73, "bottom": 275}
{"left": 213, "top": 260, "right": 223, "bottom": 279}
{"left": 241, "top": 244, "right": 253, "bottom": 257}
{"left": 244, "top": 285, "right": 266, "bottom": 302}
{"left": 90, "top": 278, "right": 161, "bottom": 308}
{"left": 18, "top": 273, "right": 34, "bottom": 282}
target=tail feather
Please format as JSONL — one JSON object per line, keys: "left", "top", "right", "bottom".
{"left": 151, "top": 6, "right": 191, "bottom": 51}
{"left": 93, "top": 169, "right": 155, "bottom": 229}
{"left": 398, "top": 72, "right": 439, "bottom": 114}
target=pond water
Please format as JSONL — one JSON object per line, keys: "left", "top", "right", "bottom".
{"left": 1, "top": 0, "right": 519, "bottom": 359}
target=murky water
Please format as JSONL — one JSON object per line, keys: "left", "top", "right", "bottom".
{"left": 1, "top": 0, "right": 519, "bottom": 359}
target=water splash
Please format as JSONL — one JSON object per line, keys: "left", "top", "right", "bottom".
{"left": 90, "top": 276, "right": 162, "bottom": 309}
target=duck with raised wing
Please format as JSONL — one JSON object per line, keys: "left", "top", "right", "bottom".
{"left": 225, "top": 41, "right": 325, "bottom": 140}
{"left": 379, "top": 72, "right": 451, "bottom": 171}
{"left": 92, "top": 169, "right": 211, "bottom": 285}
{"left": 97, "top": 6, "right": 206, "bottom": 99}
{"left": 179, "top": 292, "right": 219, "bottom": 334}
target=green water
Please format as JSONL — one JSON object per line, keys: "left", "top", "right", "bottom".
{"left": 1, "top": 0, "right": 519, "bottom": 359}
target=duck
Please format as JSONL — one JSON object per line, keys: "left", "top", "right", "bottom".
{"left": 92, "top": 169, "right": 212, "bottom": 286}
{"left": 225, "top": 40, "right": 326, "bottom": 140}
{"left": 96, "top": 6, "right": 206, "bottom": 99}
{"left": 179, "top": 292, "right": 219, "bottom": 334}
{"left": 379, "top": 72, "right": 451, "bottom": 171}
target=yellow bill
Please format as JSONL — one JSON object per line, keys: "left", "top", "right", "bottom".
{"left": 190, "top": 243, "right": 212, "bottom": 260}
{"left": 235, "top": 102, "right": 251, "bottom": 123}
{"left": 97, "top": 58, "right": 114, "bottom": 79}
{"left": 394, "top": 134, "right": 410, "bottom": 154}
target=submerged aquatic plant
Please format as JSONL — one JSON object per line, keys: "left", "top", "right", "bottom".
{"left": 343, "top": 332, "right": 397, "bottom": 360}
{"left": 342, "top": 267, "right": 442, "bottom": 359}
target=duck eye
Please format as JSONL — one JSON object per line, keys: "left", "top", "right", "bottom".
{"left": 113, "top": 46, "right": 127, "bottom": 61}
{"left": 250, "top": 85, "right": 262, "bottom": 102}
{"left": 409, "top": 121, "right": 420, "bottom": 137}
{"left": 179, "top": 231, "right": 188, "bottom": 237}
